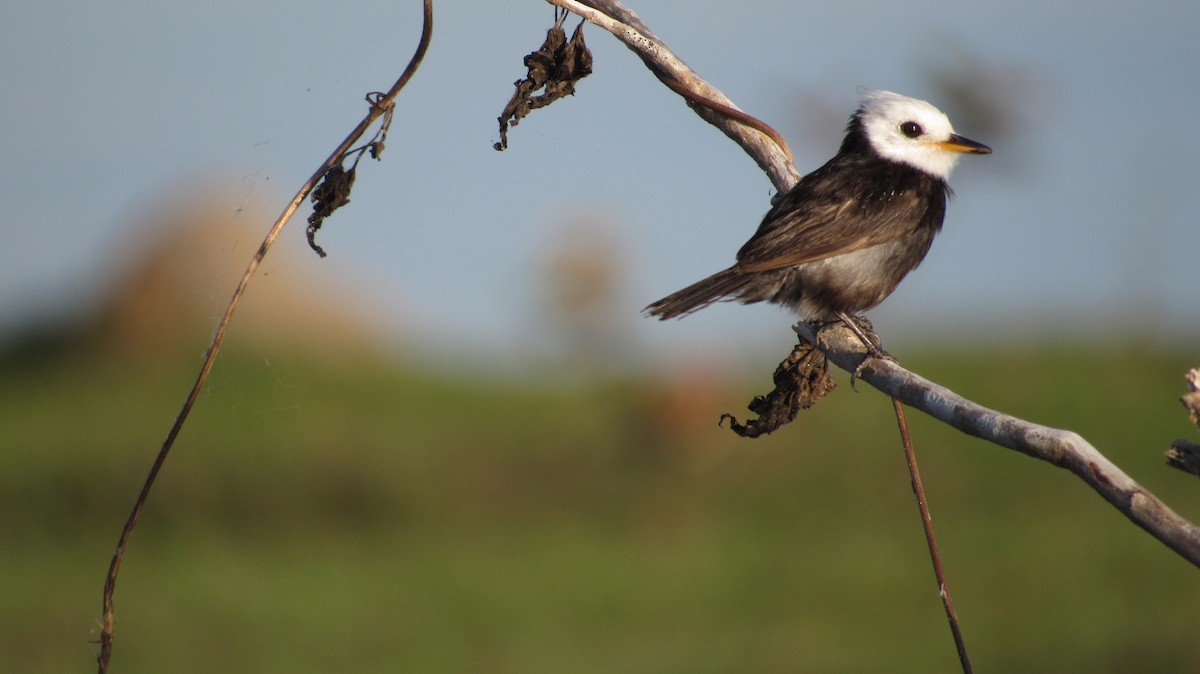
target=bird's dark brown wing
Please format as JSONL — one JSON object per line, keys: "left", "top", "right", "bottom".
{"left": 735, "top": 161, "right": 935, "bottom": 273}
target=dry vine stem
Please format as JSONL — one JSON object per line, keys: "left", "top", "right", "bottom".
{"left": 893, "top": 397, "right": 972, "bottom": 673}
{"left": 95, "top": 2, "right": 433, "bottom": 672}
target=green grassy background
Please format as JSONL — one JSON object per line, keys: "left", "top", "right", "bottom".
{"left": 3, "top": 340, "right": 1198, "bottom": 672}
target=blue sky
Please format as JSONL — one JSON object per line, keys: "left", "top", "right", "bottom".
{"left": 3, "top": 1, "right": 1197, "bottom": 364}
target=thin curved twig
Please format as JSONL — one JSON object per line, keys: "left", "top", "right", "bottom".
{"left": 547, "top": 0, "right": 801, "bottom": 193}
{"left": 657, "top": 75, "right": 796, "bottom": 166}
{"left": 95, "top": 2, "right": 433, "bottom": 671}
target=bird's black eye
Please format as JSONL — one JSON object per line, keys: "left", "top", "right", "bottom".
{"left": 900, "top": 121, "right": 923, "bottom": 138}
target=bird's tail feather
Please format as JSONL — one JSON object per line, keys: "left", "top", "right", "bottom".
{"left": 644, "top": 267, "right": 752, "bottom": 319}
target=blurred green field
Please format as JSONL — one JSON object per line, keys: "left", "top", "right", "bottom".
{"left": 3, "top": 341, "right": 1199, "bottom": 673}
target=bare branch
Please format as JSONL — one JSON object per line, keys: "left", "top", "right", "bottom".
{"left": 798, "top": 321, "right": 1200, "bottom": 567}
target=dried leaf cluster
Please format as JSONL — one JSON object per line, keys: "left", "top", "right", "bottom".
{"left": 494, "top": 11, "right": 593, "bottom": 151}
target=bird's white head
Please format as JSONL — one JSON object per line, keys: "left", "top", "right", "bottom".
{"left": 855, "top": 90, "right": 991, "bottom": 180}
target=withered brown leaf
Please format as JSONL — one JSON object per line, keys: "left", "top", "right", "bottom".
{"left": 495, "top": 15, "right": 593, "bottom": 151}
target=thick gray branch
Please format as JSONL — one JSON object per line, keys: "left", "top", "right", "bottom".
{"left": 550, "top": 0, "right": 1200, "bottom": 568}
{"left": 798, "top": 321, "right": 1200, "bottom": 567}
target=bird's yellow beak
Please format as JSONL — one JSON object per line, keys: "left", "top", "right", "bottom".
{"left": 938, "top": 133, "right": 992, "bottom": 154}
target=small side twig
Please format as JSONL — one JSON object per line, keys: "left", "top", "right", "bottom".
{"left": 95, "top": 2, "right": 433, "bottom": 672}
{"left": 305, "top": 90, "right": 396, "bottom": 258}
{"left": 893, "top": 399, "right": 972, "bottom": 674}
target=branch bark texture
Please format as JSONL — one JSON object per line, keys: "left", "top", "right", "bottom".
{"left": 553, "top": 0, "right": 1200, "bottom": 568}
{"left": 798, "top": 322, "right": 1200, "bottom": 566}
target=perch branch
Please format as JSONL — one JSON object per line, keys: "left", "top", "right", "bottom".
{"left": 96, "top": 2, "right": 433, "bottom": 672}
{"left": 799, "top": 321, "right": 1200, "bottom": 567}
{"left": 549, "top": 0, "right": 1200, "bottom": 568}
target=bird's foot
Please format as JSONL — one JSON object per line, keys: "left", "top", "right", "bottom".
{"left": 820, "top": 313, "right": 896, "bottom": 389}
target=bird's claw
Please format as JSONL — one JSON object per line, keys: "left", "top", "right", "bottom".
{"left": 849, "top": 345, "right": 895, "bottom": 390}
{"left": 819, "top": 313, "right": 896, "bottom": 390}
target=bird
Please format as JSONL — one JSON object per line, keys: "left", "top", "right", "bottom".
{"left": 645, "top": 90, "right": 991, "bottom": 344}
